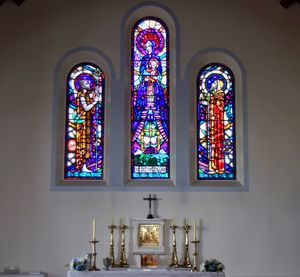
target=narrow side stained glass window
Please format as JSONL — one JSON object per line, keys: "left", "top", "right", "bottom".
{"left": 65, "top": 63, "right": 105, "bottom": 180}
{"left": 131, "top": 17, "right": 170, "bottom": 179}
{"left": 197, "top": 64, "right": 236, "bottom": 180}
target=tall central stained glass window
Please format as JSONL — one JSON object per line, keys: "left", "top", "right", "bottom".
{"left": 131, "top": 17, "right": 170, "bottom": 179}
{"left": 197, "top": 64, "right": 236, "bottom": 180}
{"left": 65, "top": 63, "right": 105, "bottom": 180}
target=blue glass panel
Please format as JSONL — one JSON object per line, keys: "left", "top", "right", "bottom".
{"left": 131, "top": 17, "right": 170, "bottom": 179}
{"left": 197, "top": 64, "right": 236, "bottom": 180}
{"left": 65, "top": 63, "right": 105, "bottom": 180}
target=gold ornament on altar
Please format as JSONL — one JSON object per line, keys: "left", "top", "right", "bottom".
{"left": 139, "top": 224, "right": 160, "bottom": 247}
{"left": 108, "top": 219, "right": 116, "bottom": 267}
{"left": 190, "top": 239, "right": 200, "bottom": 272}
{"left": 169, "top": 219, "right": 179, "bottom": 268}
{"left": 133, "top": 219, "right": 166, "bottom": 254}
{"left": 190, "top": 220, "right": 200, "bottom": 272}
{"left": 118, "top": 219, "right": 129, "bottom": 268}
{"left": 89, "top": 218, "right": 100, "bottom": 271}
{"left": 182, "top": 219, "right": 192, "bottom": 268}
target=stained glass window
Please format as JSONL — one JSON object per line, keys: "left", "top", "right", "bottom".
{"left": 65, "top": 63, "right": 105, "bottom": 180}
{"left": 197, "top": 64, "right": 236, "bottom": 180}
{"left": 131, "top": 17, "right": 170, "bottom": 179}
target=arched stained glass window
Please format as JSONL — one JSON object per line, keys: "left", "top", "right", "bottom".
{"left": 65, "top": 63, "right": 105, "bottom": 180}
{"left": 197, "top": 64, "right": 236, "bottom": 180}
{"left": 131, "top": 17, "right": 170, "bottom": 179}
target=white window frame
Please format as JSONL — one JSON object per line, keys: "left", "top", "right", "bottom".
{"left": 51, "top": 48, "right": 112, "bottom": 190}
{"left": 123, "top": 5, "right": 178, "bottom": 187}
{"left": 187, "top": 50, "right": 248, "bottom": 190}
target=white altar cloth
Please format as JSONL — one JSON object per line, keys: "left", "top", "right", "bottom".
{"left": 68, "top": 270, "right": 225, "bottom": 277}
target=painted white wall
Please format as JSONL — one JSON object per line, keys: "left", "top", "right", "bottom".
{"left": 0, "top": 0, "right": 299, "bottom": 277}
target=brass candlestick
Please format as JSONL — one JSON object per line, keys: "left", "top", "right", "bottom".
{"left": 118, "top": 224, "right": 129, "bottom": 268}
{"left": 190, "top": 240, "right": 200, "bottom": 272}
{"left": 108, "top": 224, "right": 116, "bottom": 267}
{"left": 89, "top": 239, "right": 100, "bottom": 271}
{"left": 169, "top": 223, "right": 179, "bottom": 268}
{"left": 182, "top": 224, "right": 192, "bottom": 268}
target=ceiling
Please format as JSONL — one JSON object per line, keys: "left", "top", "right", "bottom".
{"left": 0, "top": 0, "right": 25, "bottom": 6}
{"left": 280, "top": 0, "right": 300, "bottom": 8}
{"left": 0, "top": 0, "right": 299, "bottom": 8}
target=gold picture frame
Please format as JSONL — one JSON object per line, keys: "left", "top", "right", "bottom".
{"left": 132, "top": 219, "right": 165, "bottom": 254}
{"left": 139, "top": 224, "right": 160, "bottom": 247}
{"left": 141, "top": 254, "right": 157, "bottom": 268}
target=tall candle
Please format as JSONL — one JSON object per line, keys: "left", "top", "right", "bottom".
{"left": 173, "top": 217, "right": 176, "bottom": 226}
{"left": 112, "top": 217, "right": 114, "bottom": 225}
{"left": 92, "top": 218, "right": 96, "bottom": 239}
{"left": 193, "top": 220, "right": 196, "bottom": 240}
{"left": 199, "top": 219, "right": 201, "bottom": 239}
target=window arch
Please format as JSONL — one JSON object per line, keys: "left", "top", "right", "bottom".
{"left": 197, "top": 63, "right": 236, "bottom": 180}
{"left": 130, "top": 17, "right": 170, "bottom": 179}
{"left": 64, "top": 63, "right": 105, "bottom": 180}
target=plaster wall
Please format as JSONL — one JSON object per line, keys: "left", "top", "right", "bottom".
{"left": 0, "top": 1, "right": 299, "bottom": 277}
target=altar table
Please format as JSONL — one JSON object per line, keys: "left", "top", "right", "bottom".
{"left": 0, "top": 273, "right": 46, "bottom": 277}
{"left": 68, "top": 270, "right": 225, "bottom": 277}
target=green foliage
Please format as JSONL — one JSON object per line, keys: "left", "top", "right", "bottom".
{"left": 200, "top": 259, "right": 225, "bottom": 272}
{"left": 134, "top": 153, "right": 169, "bottom": 166}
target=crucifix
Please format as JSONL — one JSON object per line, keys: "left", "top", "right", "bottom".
{"left": 143, "top": 194, "right": 157, "bottom": 219}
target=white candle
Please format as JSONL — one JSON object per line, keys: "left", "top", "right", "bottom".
{"left": 112, "top": 217, "right": 114, "bottom": 225}
{"left": 199, "top": 219, "right": 201, "bottom": 239}
{"left": 92, "top": 218, "right": 96, "bottom": 239}
{"left": 173, "top": 217, "right": 176, "bottom": 226}
{"left": 193, "top": 220, "right": 196, "bottom": 240}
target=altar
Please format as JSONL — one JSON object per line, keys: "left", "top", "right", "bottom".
{"left": 68, "top": 270, "right": 225, "bottom": 277}
{"left": 69, "top": 196, "right": 225, "bottom": 275}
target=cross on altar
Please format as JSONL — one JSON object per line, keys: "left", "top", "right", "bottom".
{"left": 143, "top": 194, "right": 157, "bottom": 219}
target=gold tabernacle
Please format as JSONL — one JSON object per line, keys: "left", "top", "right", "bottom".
{"left": 139, "top": 224, "right": 160, "bottom": 247}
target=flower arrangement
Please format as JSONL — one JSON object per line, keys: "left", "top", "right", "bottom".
{"left": 200, "top": 258, "right": 225, "bottom": 272}
{"left": 69, "top": 254, "right": 90, "bottom": 271}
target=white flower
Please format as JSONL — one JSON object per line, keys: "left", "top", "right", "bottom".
{"left": 69, "top": 255, "right": 89, "bottom": 271}
{"left": 200, "top": 262, "right": 206, "bottom": 272}
{"left": 200, "top": 258, "right": 224, "bottom": 272}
